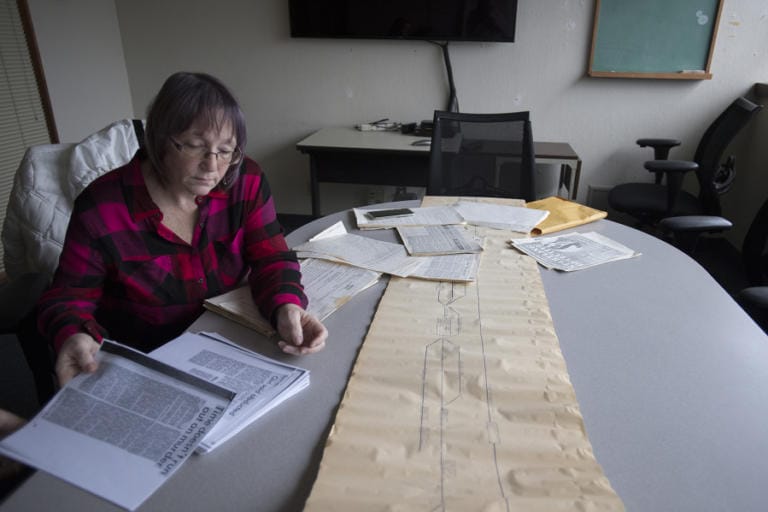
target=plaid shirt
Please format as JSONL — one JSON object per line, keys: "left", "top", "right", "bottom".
{"left": 37, "top": 155, "right": 306, "bottom": 352}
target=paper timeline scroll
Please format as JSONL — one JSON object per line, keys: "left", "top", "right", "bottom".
{"left": 304, "top": 197, "right": 624, "bottom": 511}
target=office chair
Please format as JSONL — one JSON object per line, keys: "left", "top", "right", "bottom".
{"left": 660, "top": 192, "right": 768, "bottom": 332}
{"left": 427, "top": 111, "right": 536, "bottom": 201}
{"left": 736, "top": 196, "right": 768, "bottom": 331}
{"left": 608, "top": 97, "right": 762, "bottom": 229}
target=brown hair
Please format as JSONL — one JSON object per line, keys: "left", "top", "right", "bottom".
{"left": 144, "top": 72, "right": 247, "bottom": 189}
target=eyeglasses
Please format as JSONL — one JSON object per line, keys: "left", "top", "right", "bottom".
{"left": 170, "top": 138, "right": 243, "bottom": 165}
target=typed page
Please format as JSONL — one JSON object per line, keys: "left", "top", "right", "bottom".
{"left": 397, "top": 224, "right": 483, "bottom": 256}
{"left": 0, "top": 341, "right": 233, "bottom": 511}
{"left": 150, "top": 332, "right": 309, "bottom": 453}
{"left": 509, "top": 231, "right": 640, "bottom": 271}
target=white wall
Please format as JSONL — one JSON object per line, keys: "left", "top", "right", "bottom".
{"left": 31, "top": 0, "right": 768, "bottom": 248}
{"left": 26, "top": 0, "right": 133, "bottom": 142}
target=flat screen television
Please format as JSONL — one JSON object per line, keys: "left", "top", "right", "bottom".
{"left": 289, "top": 0, "right": 517, "bottom": 43}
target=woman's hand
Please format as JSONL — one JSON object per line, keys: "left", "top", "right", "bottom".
{"left": 55, "top": 333, "right": 101, "bottom": 386}
{"left": 274, "top": 304, "right": 328, "bottom": 355}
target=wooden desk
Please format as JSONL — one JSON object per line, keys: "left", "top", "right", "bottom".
{"left": 4, "top": 203, "right": 767, "bottom": 511}
{"left": 296, "top": 127, "right": 582, "bottom": 217}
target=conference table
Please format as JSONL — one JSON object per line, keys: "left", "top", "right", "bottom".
{"left": 3, "top": 201, "right": 768, "bottom": 511}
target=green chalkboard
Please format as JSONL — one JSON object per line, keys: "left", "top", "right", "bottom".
{"left": 588, "top": 0, "right": 723, "bottom": 79}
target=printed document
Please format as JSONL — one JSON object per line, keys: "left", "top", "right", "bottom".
{"left": 509, "top": 231, "right": 640, "bottom": 271}
{"left": 0, "top": 341, "right": 234, "bottom": 511}
{"left": 397, "top": 224, "right": 483, "bottom": 256}
{"left": 453, "top": 200, "right": 549, "bottom": 232}
{"left": 150, "top": 331, "right": 309, "bottom": 453}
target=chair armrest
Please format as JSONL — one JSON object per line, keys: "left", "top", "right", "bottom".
{"left": 0, "top": 273, "right": 48, "bottom": 333}
{"left": 737, "top": 286, "right": 768, "bottom": 312}
{"left": 658, "top": 215, "right": 733, "bottom": 234}
{"left": 644, "top": 160, "right": 699, "bottom": 174}
{"left": 636, "top": 138, "right": 681, "bottom": 160}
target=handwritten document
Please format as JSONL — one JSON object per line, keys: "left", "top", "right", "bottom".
{"left": 204, "top": 258, "right": 381, "bottom": 336}
{"left": 0, "top": 341, "right": 234, "bottom": 511}
{"left": 304, "top": 196, "right": 624, "bottom": 511}
{"left": 407, "top": 253, "right": 481, "bottom": 282}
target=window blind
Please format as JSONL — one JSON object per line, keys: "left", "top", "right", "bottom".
{"left": 0, "top": 0, "right": 55, "bottom": 274}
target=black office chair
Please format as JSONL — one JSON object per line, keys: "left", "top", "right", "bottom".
{"left": 660, "top": 192, "right": 768, "bottom": 332}
{"left": 608, "top": 97, "right": 762, "bottom": 229}
{"left": 736, "top": 196, "right": 768, "bottom": 331}
{"left": 427, "top": 111, "right": 536, "bottom": 201}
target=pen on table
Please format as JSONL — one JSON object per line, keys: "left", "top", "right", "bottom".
{"left": 370, "top": 118, "right": 389, "bottom": 125}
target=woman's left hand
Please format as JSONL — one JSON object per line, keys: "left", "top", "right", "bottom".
{"left": 274, "top": 303, "right": 328, "bottom": 355}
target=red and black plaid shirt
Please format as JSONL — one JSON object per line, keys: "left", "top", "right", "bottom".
{"left": 38, "top": 155, "right": 306, "bottom": 352}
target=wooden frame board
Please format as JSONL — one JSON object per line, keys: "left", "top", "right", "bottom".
{"left": 588, "top": 0, "right": 723, "bottom": 80}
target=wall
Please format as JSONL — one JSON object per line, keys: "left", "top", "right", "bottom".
{"left": 26, "top": 0, "right": 133, "bottom": 142}
{"left": 32, "top": 0, "right": 768, "bottom": 248}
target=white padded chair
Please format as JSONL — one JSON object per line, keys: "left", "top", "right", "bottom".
{"left": 0, "top": 119, "right": 144, "bottom": 404}
{"left": 2, "top": 119, "right": 144, "bottom": 282}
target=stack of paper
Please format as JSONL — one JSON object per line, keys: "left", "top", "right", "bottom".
{"left": 150, "top": 332, "right": 310, "bottom": 453}
{"left": 509, "top": 231, "right": 640, "bottom": 271}
{"left": 0, "top": 332, "right": 309, "bottom": 510}
{"left": 294, "top": 223, "right": 480, "bottom": 282}
{"left": 355, "top": 202, "right": 548, "bottom": 234}
{"left": 353, "top": 205, "right": 464, "bottom": 230}
{"left": 294, "top": 231, "right": 422, "bottom": 277}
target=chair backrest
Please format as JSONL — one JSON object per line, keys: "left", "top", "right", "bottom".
{"left": 693, "top": 97, "right": 762, "bottom": 215}
{"left": 1, "top": 119, "right": 144, "bottom": 281}
{"left": 742, "top": 195, "right": 768, "bottom": 287}
{"left": 427, "top": 111, "right": 536, "bottom": 201}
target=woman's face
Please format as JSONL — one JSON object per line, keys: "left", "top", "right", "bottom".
{"left": 163, "top": 115, "right": 237, "bottom": 198}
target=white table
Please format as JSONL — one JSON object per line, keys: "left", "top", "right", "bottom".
{"left": 296, "top": 127, "right": 582, "bottom": 216}
{"left": 3, "top": 202, "right": 767, "bottom": 511}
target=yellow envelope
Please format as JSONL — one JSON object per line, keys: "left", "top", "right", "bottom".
{"left": 527, "top": 196, "right": 607, "bottom": 235}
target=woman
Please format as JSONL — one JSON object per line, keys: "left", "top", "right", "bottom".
{"left": 37, "top": 72, "right": 327, "bottom": 385}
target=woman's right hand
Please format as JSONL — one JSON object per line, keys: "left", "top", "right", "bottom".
{"left": 55, "top": 333, "right": 101, "bottom": 386}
